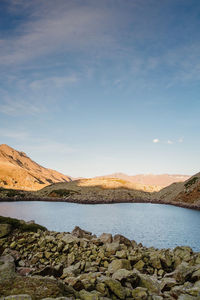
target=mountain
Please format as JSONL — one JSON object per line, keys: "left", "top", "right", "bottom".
{"left": 35, "top": 177, "right": 158, "bottom": 203}
{"left": 0, "top": 144, "right": 71, "bottom": 190}
{"left": 155, "top": 172, "right": 200, "bottom": 205}
{"left": 96, "top": 173, "right": 190, "bottom": 187}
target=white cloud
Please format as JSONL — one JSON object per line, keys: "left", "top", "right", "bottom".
{"left": 153, "top": 138, "right": 159, "bottom": 143}
{"left": 167, "top": 140, "right": 173, "bottom": 144}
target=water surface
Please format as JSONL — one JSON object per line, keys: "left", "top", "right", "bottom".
{"left": 0, "top": 202, "right": 200, "bottom": 251}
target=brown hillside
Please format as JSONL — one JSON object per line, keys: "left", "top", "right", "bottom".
{"left": 155, "top": 172, "right": 200, "bottom": 205}
{"left": 0, "top": 144, "right": 71, "bottom": 191}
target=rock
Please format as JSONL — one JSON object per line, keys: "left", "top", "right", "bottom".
{"left": 108, "top": 259, "right": 131, "bottom": 273}
{"left": 0, "top": 275, "right": 75, "bottom": 299}
{"left": 112, "top": 269, "right": 133, "bottom": 281}
{"left": 134, "top": 259, "right": 145, "bottom": 271}
{"left": 160, "top": 277, "right": 177, "bottom": 291}
{"left": 191, "top": 267, "right": 200, "bottom": 281}
{"left": 0, "top": 255, "right": 16, "bottom": 284}
{"left": 62, "top": 234, "right": 79, "bottom": 245}
{"left": 79, "top": 289, "right": 100, "bottom": 300}
{"left": 17, "top": 267, "right": 34, "bottom": 276}
{"left": 33, "top": 265, "right": 63, "bottom": 277}
{"left": 99, "top": 233, "right": 112, "bottom": 244}
{"left": 166, "top": 262, "right": 195, "bottom": 284}
{"left": 4, "top": 295, "right": 32, "bottom": 300}
{"left": 105, "top": 242, "right": 120, "bottom": 255}
{"left": 113, "top": 234, "right": 131, "bottom": 246}
{"left": 174, "top": 246, "right": 193, "bottom": 263}
{"left": 177, "top": 295, "right": 198, "bottom": 300}
{"left": 132, "top": 287, "right": 148, "bottom": 300}
{"left": 0, "top": 224, "right": 12, "bottom": 238}
{"left": 71, "top": 226, "right": 92, "bottom": 239}
{"left": 138, "top": 274, "right": 161, "bottom": 294}
{"left": 149, "top": 253, "right": 162, "bottom": 269}
{"left": 104, "top": 278, "right": 126, "bottom": 299}
{"left": 116, "top": 250, "right": 127, "bottom": 259}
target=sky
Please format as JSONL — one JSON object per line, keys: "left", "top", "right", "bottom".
{"left": 0, "top": 0, "right": 200, "bottom": 177}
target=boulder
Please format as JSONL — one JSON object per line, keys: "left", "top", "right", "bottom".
{"left": 112, "top": 269, "right": 133, "bottom": 281}
{"left": 62, "top": 234, "right": 79, "bottom": 245}
{"left": 0, "top": 255, "right": 16, "bottom": 284}
{"left": 79, "top": 289, "right": 100, "bottom": 300}
{"left": 71, "top": 226, "right": 92, "bottom": 239}
{"left": 138, "top": 274, "right": 161, "bottom": 294}
{"left": 104, "top": 278, "right": 126, "bottom": 299}
{"left": 113, "top": 234, "right": 131, "bottom": 246}
{"left": 108, "top": 259, "right": 131, "bottom": 273}
{"left": 0, "top": 224, "right": 12, "bottom": 238}
{"left": 105, "top": 242, "right": 120, "bottom": 255}
{"left": 99, "top": 233, "right": 112, "bottom": 244}
{"left": 132, "top": 287, "right": 148, "bottom": 300}
{"left": 4, "top": 295, "right": 32, "bottom": 300}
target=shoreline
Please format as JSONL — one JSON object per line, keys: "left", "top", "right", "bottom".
{"left": 0, "top": 196, "right": 200, "bottom": 211}
{"left": 0, "top": 216, "right": 200, "bottom": 299}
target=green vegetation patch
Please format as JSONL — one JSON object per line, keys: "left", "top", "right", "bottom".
{"left": 48, "top": 189, "right": 78, "bottom": 198}
{"left": 0, "top": 215, "right": 47, "bottom": 232}
{"left": 184, "top": 177, "right": 199, "bottom": 189}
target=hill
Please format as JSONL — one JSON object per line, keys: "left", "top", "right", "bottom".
{"left": 0, "top": 144, "right": 71, "bottom": 190}
{"left": 34, "top": 177, "right": 159, "bottom": 203}
{"left": 98, "top": 173, "right": 189, "bottom": 187}
{"left": 154, "top": 172, "right": 200, "bottom": 205}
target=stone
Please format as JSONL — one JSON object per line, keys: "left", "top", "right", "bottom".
{"left": 112, "top": 269, "right": 133, "bottom": 281}
{"left": 177, "top": 295, "right": 198, "bottom": 300}
{"left": 134, "top": 259, "right": 145, "bottom": 271}
{"left": 79, "top": 289, "right": 100, "bottom": 300}
{"left": 113, "top": 234, "right": 131, "bottom": 246}
{"left": 62, "top": 234, "right": 79, "bottom": 244}
{"left": 0, "top": 275, "right": 75, "bottom": 299}
{"left": 149, "top": 253, "right": 162, "bottom": 269}
{"left": 166, "top": 262, "right": 195, "bottom": 284}
{"left": 132, "top": 287, "right": 148, "bottom": 300}
{"left": 138, "top": 274, "right": 161, "bottom": 294}
{"left": 160, "top": 277, "right": 177, "bottom": 291}
{"left": 116, "top": 250, "right": 127, "bottom": 259}
{"left": 104, "top": 278, "right": 126, "bottom": 299}
{"left": 0, "top": 224, "right": 12, "bottom": 238}
{"left": 71, "top": 226, "right": 92, "bottom": 239}
{"left": 99, "top": 233, "right": 112, "bottom": 244}
{"left": 4, "top": 295, "right": 32, "bottom": 300}
{"left": 0, "top": 255, "right": 16, "bottom": 284}
{"left": 108, "top": 259, "right": 131, "bottom": 273}
{"left": 105, "top": 242, "right": 120, "bottom": 255}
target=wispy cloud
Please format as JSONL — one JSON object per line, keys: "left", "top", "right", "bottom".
{"left": 153, "top": 138, "right": 159, "bottom": 143}
{"left": 0, "top": 129, "right": 28, "bottom": 140}
{"left": 30, "top": 75, "right": 78, "bottom": 90}
{"left": 0, "top": 97, "right": 43, "bottom": 116}
{"left": 167, "top": 140, "right": 173, "bottom": 144}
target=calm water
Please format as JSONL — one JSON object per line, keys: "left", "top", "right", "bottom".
{"left": 0, "top": 202, "right": 200, "bottom": 251}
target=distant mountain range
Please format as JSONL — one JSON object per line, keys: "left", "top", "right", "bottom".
{"left": 0, "top": 144, "right": 191, "bottom": 192}
{"left": 96, "top": 173, "right": 190, "bottom": 188}
{"left": 0, "top": 144, "right": 71, "bottom": 190}
{"left": 0, "top": 144, "right": 199, "bottom": 208}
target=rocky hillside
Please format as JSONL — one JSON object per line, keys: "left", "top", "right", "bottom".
{"left": 155, "top": 172, "right": 200, "bottom": 205}
{"left": 0, "top": 216, "right": 200, "bottom": 299}
{"left": 0, "top": 144, "right": 71, "bottom": 191}
{"left": 98, "top": 173, "right": 190, "bottom": 188}
{"left": 34, "top": 177, "right": 160, "bottom": 203}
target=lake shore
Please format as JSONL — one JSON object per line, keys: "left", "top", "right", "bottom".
{"left": 0, "top": 196, "right": 200, "bottom": 211}
{"left": 0, "top": 216, "right": 200, "bottom": 299}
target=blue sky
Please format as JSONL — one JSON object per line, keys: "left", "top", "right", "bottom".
{"left": 0, "top": 0, "right": 200, "bottom": 177}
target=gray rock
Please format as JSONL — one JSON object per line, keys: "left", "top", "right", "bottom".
{"left": 99, "top": 233, "right": 112, "bottom": 244}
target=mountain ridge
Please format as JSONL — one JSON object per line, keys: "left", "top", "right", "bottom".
{"left": 0, "top": 144, "right": 71, "bottom": 190}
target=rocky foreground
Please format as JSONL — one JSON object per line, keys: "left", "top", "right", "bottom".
{"left": 0, "top": 217, "right": 200, "bottom": 300}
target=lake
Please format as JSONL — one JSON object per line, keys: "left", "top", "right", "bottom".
{"left": 0, "top": 201, "right": 200, "bottom": 251}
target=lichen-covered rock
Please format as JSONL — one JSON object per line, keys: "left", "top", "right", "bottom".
{"left": 108, "top": 259, "right": 131, "bottom": 273}
{"left": 132, "top": 287, "right": 148, "bottom": 300}
{"left": 104, "top": 278, "right": 126, "bottom": 299}
{"left": 138, "top": 274, "right": 161, "bottom": 294}
{"left": 62, "top": 234, "right": 79, "bottom": 245}
{"left": 4, "top": 295, "right": 32, "bottom": 300}
{"left": 0, "top": 224, "right": 12, "bottom": 238}
{"left": 79, "top": 289, "right": 100, "bottom": 300}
